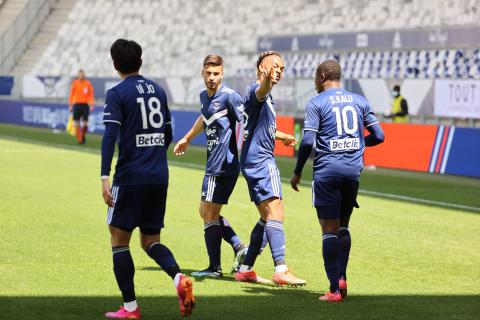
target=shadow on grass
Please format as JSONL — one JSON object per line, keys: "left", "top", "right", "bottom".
{"left": 0, "top": 293, "right": 478, "bottom": 320}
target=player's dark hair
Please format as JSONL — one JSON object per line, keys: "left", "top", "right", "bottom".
{"left": 393, "top": 84, "right": 401, "bottom": 92}
{"left": 203, "top": 54, "right": 223, "bottom": 67}
{"left": 316, "top": 60, "right": 341, "bottom": 82}
{"left": 256, "top": 50, "right": 282, "bottom": 70}
{"left": 110, "top": 39, "right": 142, "bottom": 74}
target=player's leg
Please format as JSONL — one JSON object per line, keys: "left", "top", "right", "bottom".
{"left": 337, "top": 179, "right": 359, "bottom": 298}
{"left": 80, "top": 104, "right": 89, "bottom": 144}
{"left": 219, "top": 215, "right": 246, "bottom": 254}
{"left": 105, "top": 185, "right": 142, "bottom": 318}
{"left": 192, "top": 200, "right": 223, "bottom": 277}
{"left": 314, "top": 178, "right": 343, "bottom": 302}
{"left": 139, "top": 184, "right": 194, "bottom": 316}
{"left": 259, "top": 197, "right": 306, "bottom": 286}
{"left": 72, "top": 104, "right": 82, "bottom": 144}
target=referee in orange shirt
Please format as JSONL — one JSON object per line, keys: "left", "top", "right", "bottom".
{"left": 69, "top": 69, "right": 94, "bottom": 144}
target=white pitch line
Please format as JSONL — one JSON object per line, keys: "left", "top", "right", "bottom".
{"left": 1, "top": 135, "right": 478, "bottom": 212}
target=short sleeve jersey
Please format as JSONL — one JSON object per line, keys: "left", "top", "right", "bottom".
{"left": 103, "top": 75, "right": 171, "bottom": 185}
{"left": 240, "top": 82, "right": 277, "bottom": 168}
{"left": 304, "top": 87, "right": 378, "bottom": 180}
{"left": 200, "top": 85, "right": 244, "bottom": 176}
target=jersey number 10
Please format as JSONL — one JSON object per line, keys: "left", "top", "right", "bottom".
{"left": 137, "top": 97, "right": 164, "bottom": 129}
{"left": 332, "top": 106, "right": 358, "bottom": 135}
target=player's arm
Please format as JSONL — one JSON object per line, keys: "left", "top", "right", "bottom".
{"left": 291, "top": 100, "right": 319, "bottom": 191}
{"left": 365, "top": 123, "right": 385, "bottom": 146}
{"left": 101, "top": 122, "right": 119, "bottom": 207}
{"left": 275, "top": 130, "right": 297, "bottom": 147}
{"left": 290, "top": 130, "right": 315, "bottom": 192}
{"left": 394, "top": 98, "right": 409, "bottom": 116}
{"left": 173, "top": 115, "right": 203, "bottom": 155}
{"left": 255, "top": 67, "right": 277, "bottom": 102}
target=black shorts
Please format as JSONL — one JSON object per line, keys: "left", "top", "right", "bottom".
{"left": 201, "top": 174, "right": 239, "bottom": 204}
{"left": 312, "top": 177, "right": 359, "bottom": 220}
{"left": 106, "top": 184, "right": 168, "bottom": 234}
{"left": 72, "top": 104, "right": 89, "bottom": 121}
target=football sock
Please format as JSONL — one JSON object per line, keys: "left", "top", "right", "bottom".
{"left": 124, "top": 300, "right": 138, "bottom": 312}
{"left": 265, "top": 220, "right": 286, "bottom": 266}
{"left": 338, "top": 227, "right": 351, "bottom": 280}
{"left": 219, "top": 215, "right": 243, "bottom": 250}
{"left": 259, "top": 230, "right": 268, "bottom": 254}
{"left": 146, "top": 242, "right": 181, "bottom": 279}
{"left": 112, "top": 246, "right": 136, "bottom": 303}
{"left": 75, "top": 126, "right": 82, "bottom": 143}
{"left": 81, "top": 125, "right": 88, "bottom": 141}
{"left": 204, "top": 221, "right": 222, "bottom": 269}
{"left": 242, "top": 219, "right": 266, "bottom": 267}
{"left": 322, "top": 233, "right": 339, "bottom": 292}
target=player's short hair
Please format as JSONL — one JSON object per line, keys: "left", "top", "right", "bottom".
{"left": 110, "top": 39, "right": 142, "bottom": 74}
{"left": 316, "top": 60, "right": 341, "bottom": 82}
{"left": 203, "top": 54, "right": 223, "bottom": 67}
{"left": 393, "top": 84, "right": 401, "bottom": 92}
{"left": 256, "top": 51, "right": 282, "bottom": 70}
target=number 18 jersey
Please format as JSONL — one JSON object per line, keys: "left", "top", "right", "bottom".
{"left": 304, "top": 87, "right": 378, "bottom": 181}
{"left": 103, "top": 75, "right": 171, "bottom": 185}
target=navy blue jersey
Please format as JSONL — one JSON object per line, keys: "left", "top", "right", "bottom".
{"left": 240, "top": 82, "right": 277, "bottom": 167}
{"left": 304, "top": 87, "right": 378, "bottom": 180}
{"left": 103, "top": 75, "right": 171, "bottom": 185}
{"left": 200, "top": 85, "right": 244, "bottom": 176}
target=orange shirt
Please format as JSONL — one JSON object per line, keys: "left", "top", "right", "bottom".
{"left": 69, "top": 79, "right": 94, "bottom": 106}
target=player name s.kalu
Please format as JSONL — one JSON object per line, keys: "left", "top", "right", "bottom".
{"left": 136, "top": 133, "right": 165, "bottom": 147}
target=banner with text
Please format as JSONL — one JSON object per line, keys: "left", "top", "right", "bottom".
{"left": 434, "top": 79, "right": 480, "bottom": 119}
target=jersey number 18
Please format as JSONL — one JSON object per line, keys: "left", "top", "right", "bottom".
{"left": 137, "top": 97, "right": 164, "bottom": 129}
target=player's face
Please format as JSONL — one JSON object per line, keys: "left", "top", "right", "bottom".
{"left": 202, "top": 65, "right": 223, "bottom": 91}
{"left": 78, "top": 71, "right": 85, "bottom": 80}
{"left": 260, "top": 55, "right": 284, "bottom": 83}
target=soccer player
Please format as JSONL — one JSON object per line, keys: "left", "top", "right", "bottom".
{"left": 235, "top": 51, "right": 306, "bottom": 286}
{"left": 101, "top": 39, "right": 194, "bottom": 318}
{"left": 68, "top": 69, "right": 94, "bottom": 144}
{"left": 290, "top": 60, "right": 384, "bottom": 302}
{"left": 173, "top": 54, "right": 248, "bottom": 277}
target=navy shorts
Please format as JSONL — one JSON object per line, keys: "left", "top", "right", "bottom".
{"left": 107, "top": 184, "right": 167, "bottom": 234}
{"left": 201, "top": 174, "right": 238, "bottom": 204}
{"left": 242, "top": 163, "right": 282, "bottom": 204}
{"left": 72, "top": 103, "right": 89, "bottom": 121}
{"left": 312, "top": 177, "right": 359, "bottom": 219}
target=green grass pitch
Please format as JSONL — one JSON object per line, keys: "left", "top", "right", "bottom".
{"left": 0, "top": 126, "right": 479, "bottom": 319}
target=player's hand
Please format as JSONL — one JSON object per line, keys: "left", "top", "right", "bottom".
{"left": 101, "top": 178, "right": 114, "bottom": 207}
{"left": 173, "top": 138, "right": 189, "bottom": 155}
{"left": 69, "top": 105, "right": 72, "bottom": 113}
{"left": 90, "top": 104, "right": 94, "bottom": 112}
{"left": 282, "top": 134, "right": 298, "bottom": 147}
{"left": 290, "top": 174, "right": 301, "bottom": 192}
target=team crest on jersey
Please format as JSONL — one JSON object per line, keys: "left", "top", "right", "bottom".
{"left": 212, "top": 102, "right": 221, "bottom": 110}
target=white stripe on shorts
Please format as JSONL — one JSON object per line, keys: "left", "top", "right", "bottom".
{"left": 107, "top": 186, "right": 119, "bottom": 224}
{"left": 268, "top": 164, "right": 280, "bottom": 198}
{"left": 311, "top": 180, "right": 315, "bottom": 207}
{"left": 207, "top": 176, "right": 216, "bottom": 202}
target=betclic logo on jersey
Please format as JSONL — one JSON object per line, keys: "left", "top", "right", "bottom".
{"left": 136, "top": 133, "right": 165, "bottom": 147}
{"left": 330, "top": 137, "right": 360, "bottom": 151}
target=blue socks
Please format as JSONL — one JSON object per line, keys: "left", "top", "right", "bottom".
{"left": 146, "top": 242, "right": 181, "bottom": 279}
{"left": 322, "top": 233, "right": 339, "bottom": 292}
{"left": 265, "top": 220, "right": 286, "bottom": 266}
{"left": 338, "top": 227, "right": 351, "bottom": 280}
{"left": 204, "top": 220, "right": 222, "bottom": 270}
{"left": 243, "top": 219, "right": 266, "bottom": 267}
{"left": 219, "top": 216, "right": 243, "bottom": 252}
{"left": 112, "top": 246, "right": 136, "bottom": 303}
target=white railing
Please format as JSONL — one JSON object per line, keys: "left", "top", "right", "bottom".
{"left": 0, "top": 0, "right": 53, "bottom": 74}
